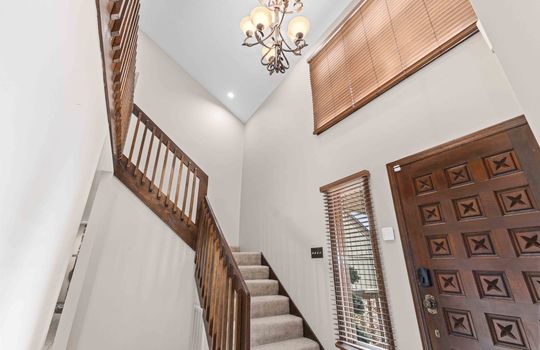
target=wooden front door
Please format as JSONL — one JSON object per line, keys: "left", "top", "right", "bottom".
{"left": 388, "top": 116, "right": 540, "bottom": 350}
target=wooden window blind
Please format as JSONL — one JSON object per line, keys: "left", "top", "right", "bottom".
{"left": 321, "top": 171, "right": 395, "bottom": 350}
{"left": 309, "top": 0, "right": 478, "bottom": 134}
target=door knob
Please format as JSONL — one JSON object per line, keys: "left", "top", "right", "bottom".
{"left": 423, "top": 294, "right": 438, "bottom": 314}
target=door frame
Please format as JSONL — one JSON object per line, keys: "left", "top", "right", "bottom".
{"left": 386, "top": 115, "right": 527, "bottom": 349}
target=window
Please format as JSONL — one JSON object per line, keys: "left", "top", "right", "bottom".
{"left": 321, "top": 171, "right": 395, "bottom": 349}
{"left": 309, "top": 0, "right": 478, "bottom": 134}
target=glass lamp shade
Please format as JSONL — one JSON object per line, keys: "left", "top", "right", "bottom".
{"left": 261, "top": 46, "right": 276, "bottom": 63}
{"left": 250, "top": 6, "right": 273, "bottom": 30}
{"left": 240, "top": 16, "right": 256, "bottom": 35}
{"left": 288, "top": 16, "right": 310, "bottom": 42}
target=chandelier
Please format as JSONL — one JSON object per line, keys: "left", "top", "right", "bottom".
{"left": 240, "top": 0, "right": 310, "bottom": 75}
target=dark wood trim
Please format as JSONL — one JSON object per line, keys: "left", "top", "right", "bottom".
{"left": 387, "top": 115, "right": 527, "bottom": 168}
{"left": 314, "top": 23, "right": 479, "bottom": 135}
{"left": 386, "top": 163, "right": 432, "bottom": 350}
{"left": 320, "top": 170, "right": 370, "bottom": 193}
{"left": 386, "top": 115, "right": 531, "bottom": 350}
{"left": 95, "top": 0, "right": 119, "bottom": 160}
{"left": 260, "top": 254, "right": 325, "bottom": 350}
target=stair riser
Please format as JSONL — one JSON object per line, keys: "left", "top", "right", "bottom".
{"left": 233, "top": 252, "right": 262, "bottom": 266}
{"left": 251, "top": 299, "right": 290, "bottom": 318}
{"left": 247, "top": 281, "right": 279, "bottom": 296}
{"left": 240, "top": 266, "right": 269, "bottom": 280}
{"left": 251, "top": 318, "right": 303, "bottom": 346}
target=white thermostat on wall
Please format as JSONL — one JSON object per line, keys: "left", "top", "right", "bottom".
{"left": 381, "top": 227, "right": 395, "bottom": 241}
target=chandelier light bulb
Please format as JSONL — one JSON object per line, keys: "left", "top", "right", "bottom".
{"left": 250, "top": 6, "right": 273, "bottom": 30}
{"left": 287, "top": 16, "right": 310, "bottom": 42}
{"left": 240, "top": 16, "right": 256, "bottom": 36}
{"left": 261, "top": 46, "right": 276, "bottom": 63}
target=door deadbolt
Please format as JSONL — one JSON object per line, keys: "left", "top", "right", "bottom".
{"left": 423, "top": 294, "right": 438, "bottom": 314}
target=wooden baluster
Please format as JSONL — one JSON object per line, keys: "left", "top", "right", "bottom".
{"left": 127, "top": 112, "right": 141, "bottom": 168}
{"left": 235, "top": 290, "right": 241, "bottom": 350}
{"left": 226, "top": 278, "right": 234, "bottom": 350}
{"left": 202, "top": 222, "right": 213, "bottom": 302}
{"left": 149, "top": 134, "right": 162, "bottom": 192}
{"left": 208, "top": 239, "right": 217, "bottom": 337}
{"left": 187, "top": 168, "right": 198, "bottom": 223}
{"left": 173, "top": 155, "right": 184, "bottom": 213}
{"left": 165, "top": 151, "right": 176, "bottom": 207}
{"left": 181, "top": 164, "right": 192, "bottom": 221}
{"left": 141, "top": 126, "right": 156, "bottom": 184}
{"left": 157, "top": 141, "right": 169, "bottom": 199}
{"left": 195, "top": 173, "right": 208, "bottom": 225}
{"left": 240, "top": 289, "right": 250, "bottom": 350}
{"left": 221, "top": 274, "right": 230, "bottom": 350}
{"left": 218, "top": 262, "right": 227, "bottom": 349}
{"left": 134, "top": 121, "right": 148, "bottom": 175}
{"left": 205, "top": 234, "right": 216, "bottom": 314}
{"left": 199, "top": 210, "right": 208, "bottom": 288}
{"left": 210, "top": 240, "right": 220, "bottom": 336}
{"left": 213, "top": 260, "right": 223, "bottom": 349}
{"left": 195, "top": 212, "right": 205, "bottom": 279}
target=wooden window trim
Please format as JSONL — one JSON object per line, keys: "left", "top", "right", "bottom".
{"left": 310, "top": 0, "right": 479, "bottom": 135}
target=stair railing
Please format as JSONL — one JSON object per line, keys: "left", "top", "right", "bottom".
{"left": 96, "top": 0, "right": 141, "bottom": 157}
{"left": 195, "top": 198, "right": 251, "bottom": 350}
{"left": 96, "top": 1, "right": 250, "bottom": 346}
{"left": 115, "top": 104, "right": 208, "bottom": 248}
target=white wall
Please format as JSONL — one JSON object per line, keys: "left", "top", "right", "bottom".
{"left": 0, "top": 2, "right": 108, "bottom": 349}
{"left": 470, "top": 0, "right": 540, "bottom": 139}
{"left": 239, "top": 34, "right": 525, "bottom": 349}
{"left": 66, "top": 174, "right": 198, "bottom": 350}
{"left": 134, "top": 32, "right": 245, "bottom": 245}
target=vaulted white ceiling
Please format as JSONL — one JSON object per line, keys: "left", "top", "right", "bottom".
{"left": 139, "top": 0, "right": 355, "bottom": 122}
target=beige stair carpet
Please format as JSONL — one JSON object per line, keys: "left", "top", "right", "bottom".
{"left": 232, "top": 251, "right": 320, "bottom": 350}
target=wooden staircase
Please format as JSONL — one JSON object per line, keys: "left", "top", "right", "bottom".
{"left": 94, "top": 1, "right": 323, "bottom": 349}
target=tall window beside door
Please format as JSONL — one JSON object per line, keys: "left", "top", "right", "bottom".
{"left": 309, "top": 0, "right": 478, "bottom": 134}
{"left": 321, "top": 171, "right": 395, "bottom": 350}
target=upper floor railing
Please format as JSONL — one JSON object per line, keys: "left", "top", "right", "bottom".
{"left": 96, "top": 0, "right": 140, "bottom": 156}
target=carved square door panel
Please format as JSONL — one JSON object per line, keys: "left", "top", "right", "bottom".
{"left": 388, "top": 117, "right": 540, "bottom": 350}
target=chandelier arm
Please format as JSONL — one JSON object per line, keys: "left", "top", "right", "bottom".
{"left": 278, "top": 31, "right": 296, "bottom": 52}
{"left": 255, "top": 28, "right": 277, "bottom": 48}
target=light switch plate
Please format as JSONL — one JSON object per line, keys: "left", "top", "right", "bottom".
{"left": 381, "top": 227, "right": 395, "bottom": 241}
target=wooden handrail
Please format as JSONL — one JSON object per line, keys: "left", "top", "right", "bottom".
{"left": 115, "top": 105, "right": 209, "bottom": 249}
{"left": 195, "top": 197, "right": 251, "bottom": 350}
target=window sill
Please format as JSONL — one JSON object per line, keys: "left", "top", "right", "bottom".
{"left": 335, "top": 341, "right": 391, "bottom": 350}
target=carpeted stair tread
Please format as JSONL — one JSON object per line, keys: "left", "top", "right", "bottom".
{"left": 252, "top": 337, "right": 320, "bottom": 350}
{"left": 251, "top": 295, "right": 290, "bottom": 318}
{"left": 233, "top": 252, "right": 262, "bottom": 266}
{"left": 239, "top": 265, "right": 269, "bottom": 280}
{"left": 251, "top": 314, "right": 303, "bottom": 346}
{"left": 246, "top": 279, "right": 279, "bottom": 296}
